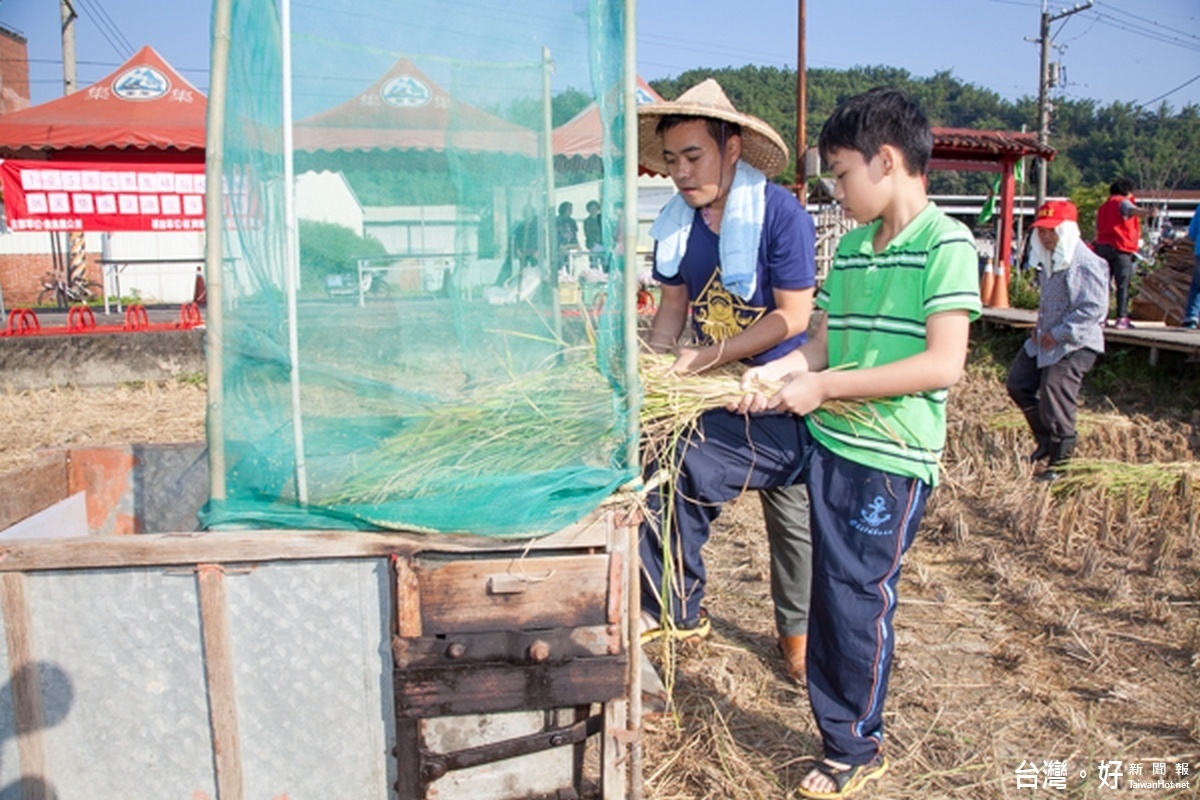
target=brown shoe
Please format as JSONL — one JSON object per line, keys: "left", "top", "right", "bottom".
{"left": 779, "top": 634, "right": 807, "bottom": 682}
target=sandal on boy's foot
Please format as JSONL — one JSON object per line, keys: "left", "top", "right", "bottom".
{"left": 796, "top": 755, "right": 889, "bottom": 799}
{"left": 639, "top": 608, "right": 711, "bottom": 645}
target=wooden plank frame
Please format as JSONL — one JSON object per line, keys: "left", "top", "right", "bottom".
{"left": 197, "top": 564, "right": 244, "bottom": 800}
{"left": 0, "top": 511, "right": 615, "bottom": 573}
{"left": 0, "top": 511, "right": 635, "bottom": 799}
{"left": 0, "top": 573, "right": 49, "bottom": 800}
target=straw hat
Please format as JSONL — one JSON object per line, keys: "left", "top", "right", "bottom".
{"left": 638, "top": 78, "right": 790, "bottom": 178}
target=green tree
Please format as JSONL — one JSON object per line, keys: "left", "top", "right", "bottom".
{"left": 646, "top": 66, "right": 1200, "bottom": 194}
{"left": 298, "top": 221, "right": 389, "bottom": 286}
{"left": 1070, "top": 183, "right": 1110, "bottom": 241}
{"left": 505, "top": 86, "right": 594, "bottom": 129}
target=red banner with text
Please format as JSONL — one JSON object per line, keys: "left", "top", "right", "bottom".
{"left": 0, "top": 159, "right": 205, "bottom": 233}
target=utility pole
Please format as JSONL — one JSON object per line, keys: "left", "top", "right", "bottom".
{"left": 60, "top": 0, "right": 86, "bottom": 297}
{"left": 1034, "top": 0, "right": 1092, "bottom": 208}
{"left": 60, "top": 0, "right": 77, "bottom": 94}
{"left": 795, "top": 0, "right": 806, "bottom": 200}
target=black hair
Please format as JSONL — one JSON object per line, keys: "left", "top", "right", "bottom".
{"left": 558, "top": 201, "right": 572, "bottom": 216}
{"left": 817, "top": 87, "right": 932, "bottom": 176}
{"left": 655, "top": 115, "right": 742, "bottom": 155}
{"left": 1110, "top": 178, "right": 1136, "bottom": 196}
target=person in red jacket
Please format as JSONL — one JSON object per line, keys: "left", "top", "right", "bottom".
{"left": 1093, "top": 178, "right": 1150, "bottom": 329}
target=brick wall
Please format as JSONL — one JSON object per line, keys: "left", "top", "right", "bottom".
{"left": 0, "top": 26, "right": 31, "bottom": 114}
{"left": 0, "top": 253, "right": 103, "bottom": 308}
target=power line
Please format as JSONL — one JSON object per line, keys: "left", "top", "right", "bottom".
{"left": 1099, "top": 2, "right": 1200, "bottom": 45}
{"left": 1084, "top": 9, "right": 1200, "bottom": 53}
{"left": 74, "top": 0, "right": 135, "bottom": 61}
{"left": 638, "top": 33, "right": 793, "bottom": 70}
{"left": 1139, "top": 72, "right": 1200, "bottom": 108}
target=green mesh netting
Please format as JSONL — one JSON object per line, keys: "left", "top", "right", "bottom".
{"left": 201, "top": 0, "right": 637, "bottom": 536}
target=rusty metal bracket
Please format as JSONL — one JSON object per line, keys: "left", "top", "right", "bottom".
{"left": 609, "top": 726, "right": 640, "bottom": 746}
{"left": 419, "top": 713, "right": 603, "bottom": 785}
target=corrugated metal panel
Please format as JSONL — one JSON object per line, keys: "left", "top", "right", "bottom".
{"left": 0, "top": 559, "right": 397, "bottom": 799}
{"left": 228, "top": 558, "right": 396, "bottom": 799}
{"left": 26, "top": 567, "right": 216, "bottom": 799}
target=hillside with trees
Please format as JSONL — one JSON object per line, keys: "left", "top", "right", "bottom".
{"left": 650, "top": 65, "right": 1200, "bottom": 197}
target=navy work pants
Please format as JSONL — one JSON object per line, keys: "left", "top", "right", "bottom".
{"left": 639, "top": 410, "right": 808, "bottom": 627}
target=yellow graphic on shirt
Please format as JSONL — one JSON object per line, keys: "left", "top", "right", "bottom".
{"left": 692, "top": 265, "right": 766, "bottom": 344}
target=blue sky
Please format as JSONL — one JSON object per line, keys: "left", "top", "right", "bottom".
{"left": 2, "top": 0, "right": 1198, "bottom": 110}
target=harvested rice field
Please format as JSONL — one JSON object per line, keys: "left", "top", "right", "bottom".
{"left": 639, "top": 333, "right": 1200, "bottom": 799}
{"left": 1, "top": 329, "right": 1197, "bottom": 799}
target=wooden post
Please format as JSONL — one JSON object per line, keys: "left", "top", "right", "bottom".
{"left": 197, "top": 564, "right": 244, "bottom": 800}
{"left": 795, "top": 0, "right": 806, "bottom": 197}
{"left": 994, "top": 158, "right": 1017, "bottom": 309}
{"left": 1, "top": 573, "right": 49, "bottom": 800}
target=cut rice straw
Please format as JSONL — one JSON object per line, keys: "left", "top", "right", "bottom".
{"left": 1051, "top": 458, "right": 1200, "bottom": 499}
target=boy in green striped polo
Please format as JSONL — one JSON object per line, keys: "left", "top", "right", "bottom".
{"left": 637, "top": 87, "right": 980, "bottom": 798}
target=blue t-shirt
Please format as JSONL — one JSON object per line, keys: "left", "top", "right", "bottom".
{"left": 652, "top": 181, "right": 817, "bottom": 366}
{"left": 1190, "top": 203, "right": 1200, "bottom": 256}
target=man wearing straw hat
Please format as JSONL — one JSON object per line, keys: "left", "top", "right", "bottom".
{"left": 640, "top": 86, "right": 980, "bottom": 797}
{"left": 637, "top": 78, "right": 817, "bottom": 683}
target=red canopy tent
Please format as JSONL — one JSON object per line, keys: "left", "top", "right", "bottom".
{"left": 293, "top": 58, "right": 537, "bottom": 161}
{"left": 0, "top": 46, "right": 208, "bottom": 309}
{"left": 0, "top": 45, "right": 205, "bottom": 164}
{"left": 552, "top": 76, "right": 662, "bottom": 166}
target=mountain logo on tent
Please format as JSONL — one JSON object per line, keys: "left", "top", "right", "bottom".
{"left": 381, "top": 75, "right": 432, "bottom": 108}
{"left": 112, "top": 66, "right": 171, "bottom": 101}
{"left": 635, "top": 86, "right": 657, "bottom": 105}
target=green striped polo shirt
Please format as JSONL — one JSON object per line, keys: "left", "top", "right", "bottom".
{"left": 807, "top": 202, "right": 981, "bottom": 486}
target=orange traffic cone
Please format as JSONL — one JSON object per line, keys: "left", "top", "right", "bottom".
{"left": 992, "top": 261, "right": 1010, "bottom": 309}
{"left": 980, "top": 257, "right": 996, "bottom": 307}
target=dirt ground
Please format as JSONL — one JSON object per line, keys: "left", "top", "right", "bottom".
{"left": 0, "top": 379, "right": 207, "bottom": 476}
{"left": 637, "top": 342, "right": 1200, "bottom": 800}
{"left": 1, "top": 340, "right": 1198, "bottom": 800}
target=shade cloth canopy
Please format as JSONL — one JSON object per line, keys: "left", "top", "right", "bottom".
{"left": 0, "top": 46, "right": 205, "bottom": 162}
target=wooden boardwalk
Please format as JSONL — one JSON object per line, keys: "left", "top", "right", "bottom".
{"left": 978, "top": 307, "right": 1200, "bottom": 364}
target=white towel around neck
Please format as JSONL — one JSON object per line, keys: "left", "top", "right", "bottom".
{"left": 648, "top": 160, "right": 767, "bottom": 300}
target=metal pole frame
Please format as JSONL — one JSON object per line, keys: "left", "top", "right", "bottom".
{"left": 542, "top": 46, "right": 562, "bottom": 342}
{"left": 621, "top": 2, "right": 643, "bottom": 798}
{"left": 205, "top": 0, "right": 232, "bottom": 501}
{"left": 280, "top": 0, "right": 309, "bottom": 504}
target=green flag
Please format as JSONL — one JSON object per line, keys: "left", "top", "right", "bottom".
{"left": 976, "top": 160, "right": 1025, "bottom": 227}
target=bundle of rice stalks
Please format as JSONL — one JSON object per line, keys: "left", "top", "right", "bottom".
{"left": 331, "top": 350, "right": 767, "bottom": 506}
{"left": 332, "top": 347, "right": 894, "bottom": 520}
{"left": 638, "top": 354, "right": 893, "bottom": 458}
{"left": 637, "top": 354, "right": 771, "bottom": 464}
{"left": 333, "top": 350, "right": 620, "bottom": 504}
{"left": 986, "top": 409, "right": 1134, "bottom": 437}
{"left": 1052, "top": 458, "right": 1200, "bottom": 500}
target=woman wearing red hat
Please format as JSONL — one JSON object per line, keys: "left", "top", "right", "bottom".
{"left": 1005, "top": 200, "right": 1108, "bottom": 481}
